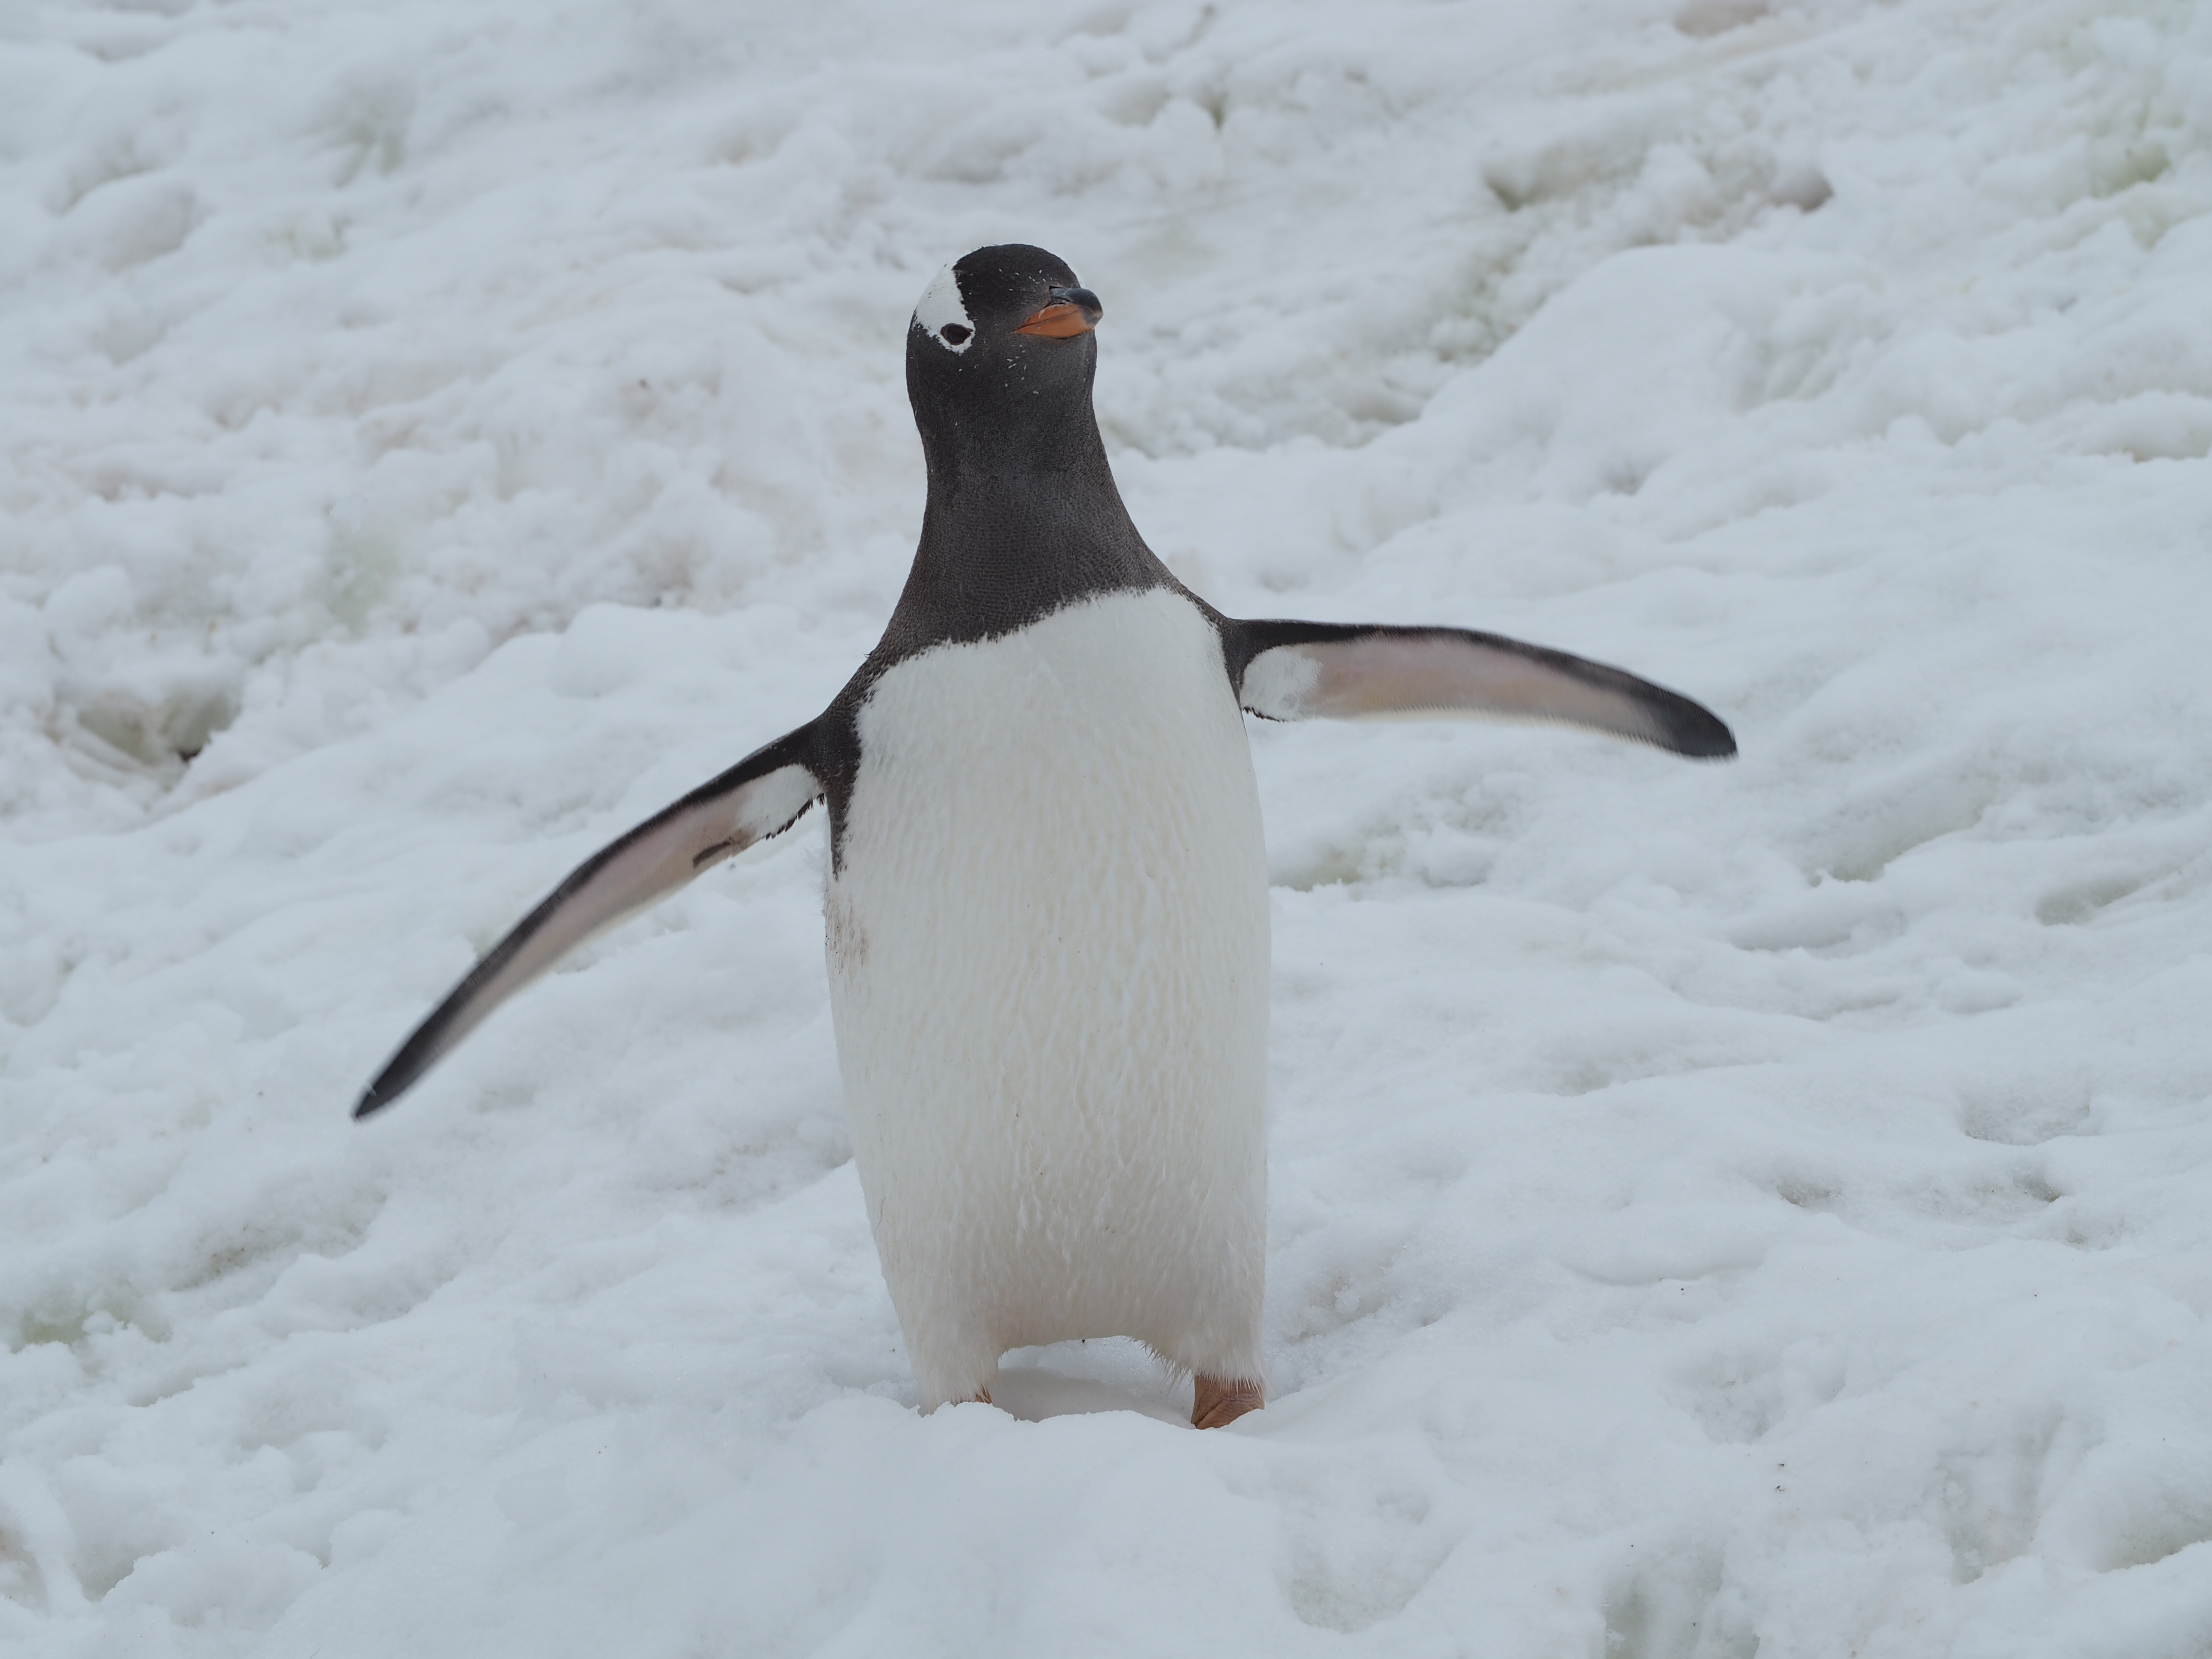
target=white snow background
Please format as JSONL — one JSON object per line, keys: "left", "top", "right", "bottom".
{"left": 4, "top": 0, "right": 2211, "bottom": 1652}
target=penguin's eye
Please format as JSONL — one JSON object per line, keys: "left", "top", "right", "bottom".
{"left": 939, "top": 324, "right": 972, "bottom": 345}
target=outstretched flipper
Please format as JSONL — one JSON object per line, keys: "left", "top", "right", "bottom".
{"left": 1224, "top": 619, "right": 1735, "bottom": 759}
{"left": 355, "top": 725, "right": 826, "bottom": 1118}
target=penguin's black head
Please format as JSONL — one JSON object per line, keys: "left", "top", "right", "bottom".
{"left": 911, "top": 243, "right": 1102, "bottom": 359}
{"left": 906, "top": 245, "right": 1106, "bottom": 470}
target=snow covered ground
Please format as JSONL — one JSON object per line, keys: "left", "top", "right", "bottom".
{"left": 4, "top": 0, "right": 2211, "bottom": 1651}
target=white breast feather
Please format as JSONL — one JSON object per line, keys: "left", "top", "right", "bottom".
{"left": 825, "top": 589, "right": 1270, "bottom": 1409}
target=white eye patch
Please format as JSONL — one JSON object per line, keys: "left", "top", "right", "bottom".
{"left": 913, "top": 263, "right": 974, "bottom": 352}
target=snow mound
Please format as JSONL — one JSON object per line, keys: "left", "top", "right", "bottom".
{"left": 4, "top": 1, "right": 2212, "bottom": 1654}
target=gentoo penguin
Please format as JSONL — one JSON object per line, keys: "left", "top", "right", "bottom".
{"left": 356, "top": 244, "right": 1734, "bottom": 1429}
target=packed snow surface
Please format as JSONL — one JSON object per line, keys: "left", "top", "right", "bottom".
{"left": 4, "top": 0, "right": 2212, "bottom": 1653}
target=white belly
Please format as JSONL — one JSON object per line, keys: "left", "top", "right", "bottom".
{"left": 825, "top": 588, "right": 1270, "bottom": 1408}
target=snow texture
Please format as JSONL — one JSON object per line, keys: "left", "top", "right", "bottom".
{"left": 3, "top": 0, "right": 2211, "bottom": 1654}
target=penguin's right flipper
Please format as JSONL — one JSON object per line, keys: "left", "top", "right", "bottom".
{"left": 354, "top": 726, "right": 825, "bottom": 1119}
{"left": 1225, "top": 619, "right": 1735, "bottom": 759}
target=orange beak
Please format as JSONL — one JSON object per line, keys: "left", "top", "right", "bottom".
{"left": 1013, "top": 286, "right": 1103, "bottom": 338}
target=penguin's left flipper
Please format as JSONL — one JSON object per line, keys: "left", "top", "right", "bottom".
{"left": 354, "top": 725, "right": 825, "bottom": 1119}
{"left": 1226, "top": 619, "right": 1736, "bottom": 759}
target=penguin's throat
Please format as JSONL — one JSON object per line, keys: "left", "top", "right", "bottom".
{"left": 894, "top": 480, "right": 1166, "bottom": 652}
{"left": 921, "top": 405, "right": 1106, "bottom": 487}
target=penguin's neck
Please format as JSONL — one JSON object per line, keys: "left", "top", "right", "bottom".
{"left": 885, "top": 396, "right": 1169, "bottom": 654}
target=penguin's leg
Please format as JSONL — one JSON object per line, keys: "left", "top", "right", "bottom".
{"left": 1153, "top": 1137, "right": 1270, "bottom": 1430}
{"left": 1191, "top": 1375, "right": 1264, "bottom": 1429}
{"left": 913, "top": 1370, "right": 1001, "bottom": 1413}
{"left": 902, "top": 1317, "right": 1004, "bottom": 1415}
{"left": 1155, "top": 1265, "right": 1267, "bottom": 1428}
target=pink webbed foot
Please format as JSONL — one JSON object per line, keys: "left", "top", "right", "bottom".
{"left": 1191, "top": 1375, "right": 1263, "bottom": 1429}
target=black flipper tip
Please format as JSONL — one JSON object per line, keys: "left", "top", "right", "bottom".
{"left": 1646, "top": 683, "right": 1737, "bottom": 759}
{"left": 352, "top": 1056, "right": 420, "bottom": 1121}
{"left": 1675, "top": 707, "right": 1738, "bottom": 760}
